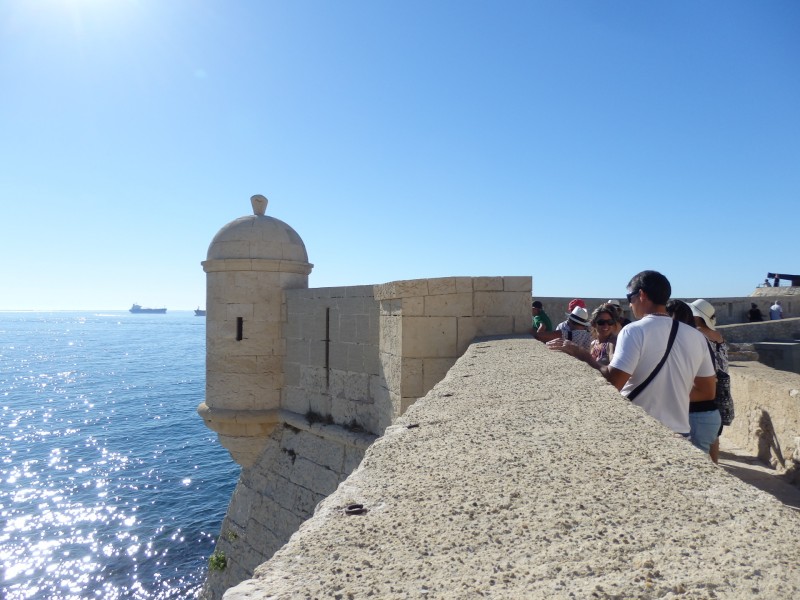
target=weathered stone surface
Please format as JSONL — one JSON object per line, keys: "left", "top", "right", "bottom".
{"left": 224, "top": 337, "right": 800, "bottom": 600}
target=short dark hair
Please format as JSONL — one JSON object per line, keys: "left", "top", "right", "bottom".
{"left": 627, "top": 270, "right": 671, "bottom": 305}
{"left": 532, "top": 300, "right": 543, "bottom": 309}
{"left": 666, "top": 299, "right": 695, "bottom": 327}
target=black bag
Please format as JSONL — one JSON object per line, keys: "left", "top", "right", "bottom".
{"left": 708, "top": 343, "right": 735, "bottom": 426}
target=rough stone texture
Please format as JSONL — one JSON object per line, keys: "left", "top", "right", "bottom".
{"left": 726, "top": 360, "right": 800, "bottom": 482}
{"left": 225, "top": 337, "right": 800, "bottom": 600}
{"left": 202, "top": 413, "right": 376, "bottom": 600}
{"left": 719, "top": 317, "right": 800, "bottom": 344}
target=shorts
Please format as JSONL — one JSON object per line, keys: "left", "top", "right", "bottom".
{"left": 689, "top": 409, "right": 722, "bottom": 453}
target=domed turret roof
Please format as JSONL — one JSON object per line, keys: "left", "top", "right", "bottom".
{"left": 206, "top": 195, "right": 309, "bottom": 263}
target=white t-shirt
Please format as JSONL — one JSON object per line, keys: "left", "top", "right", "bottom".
{"left": 609, "top": 315, "right": 715, "bottom": 434}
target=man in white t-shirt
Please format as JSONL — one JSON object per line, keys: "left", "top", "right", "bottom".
{"left": 549, "top": 270, "right": 716, "bottom": 435}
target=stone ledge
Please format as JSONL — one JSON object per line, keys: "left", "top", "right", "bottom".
{"left": 225, "top": 337, "right": 800, "bottom": 599}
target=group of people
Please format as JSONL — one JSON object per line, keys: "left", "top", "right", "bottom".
{"left": 747, "top": 301, "right": 784, "bottom": 322}
{"left": 532, "top": 270, "right": 731, "bottom": 463}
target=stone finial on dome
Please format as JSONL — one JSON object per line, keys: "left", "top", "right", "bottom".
{"left": 251, "top": 194, "right": 268, "bottom": 216}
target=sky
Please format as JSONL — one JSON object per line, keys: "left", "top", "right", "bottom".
{"left": 1, "top": 0, "right": 798, "bottom": 311}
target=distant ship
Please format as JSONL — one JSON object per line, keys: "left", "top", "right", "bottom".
{"left": 129, "top": 304, "right": 167, "bottom": 314}
{"left": 194, "top": 308, "right": 206, "bottom": 317}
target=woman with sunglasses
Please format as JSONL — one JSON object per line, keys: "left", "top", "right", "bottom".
{"left": 547, "top": 304, "right": 619, "bottom": 365}
{"left": 589, "top": 304, "right": 620, "bottom": 366}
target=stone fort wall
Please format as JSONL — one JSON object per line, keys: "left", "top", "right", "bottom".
{"left": 201, "top": 276, "right": 531, "bottom": 599}
{"left": 222, "top": 337, "right": 800, "bottom": 599}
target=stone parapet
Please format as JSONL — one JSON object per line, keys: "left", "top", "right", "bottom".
{"left": 224, "top": 337, "right": 800, "bottom": 599}
{"left": 726, "top": 361, "right": 800, "bottom": 482}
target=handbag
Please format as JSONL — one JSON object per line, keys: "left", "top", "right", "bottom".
{"left": 708, "top": 342, "right": 735, "bottom": 425}
{"left": 627, "top": 320, "right": 679, "bottom": 402}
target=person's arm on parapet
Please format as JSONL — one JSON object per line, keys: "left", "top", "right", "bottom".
{"left": 546, "top": 338, "right": 632, "bottom": 390}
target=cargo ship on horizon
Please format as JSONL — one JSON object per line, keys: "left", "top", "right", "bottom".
{"left": 129, "top": 304, "right": 167, "bottom": 314}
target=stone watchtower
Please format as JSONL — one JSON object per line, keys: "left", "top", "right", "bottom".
{"left": 197, "top": 195, "right": 313, "bottom": 467}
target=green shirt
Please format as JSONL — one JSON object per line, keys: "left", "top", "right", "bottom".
{"left": 533, "top": 310, "right": 553, "bottom": 332}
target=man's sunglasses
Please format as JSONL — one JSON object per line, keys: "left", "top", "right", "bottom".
{"left": 626, "top": 289, "right": 640, "bottom": 303}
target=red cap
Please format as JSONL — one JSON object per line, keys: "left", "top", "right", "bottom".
{"left": 568, "top": 299, "right": 586, "bottom": 312}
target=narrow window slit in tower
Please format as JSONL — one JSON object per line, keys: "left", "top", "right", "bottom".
{"left": 236, "top": 317, "right": 243, "bottom": 341}
{"left": 325, "top": 307, "right": 331, "bottom": 388}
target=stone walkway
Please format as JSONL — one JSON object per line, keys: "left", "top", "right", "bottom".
{"left": 719, "top": 438, "right": 800, "bottom": 511}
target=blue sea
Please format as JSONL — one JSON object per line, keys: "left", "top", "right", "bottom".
{"left": 0, "top": 311, "right": 239, "bottom": 600}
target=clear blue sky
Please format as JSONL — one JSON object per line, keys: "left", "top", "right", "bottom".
{"left": 2, "top": 1, "right": 798, "bottom": 310}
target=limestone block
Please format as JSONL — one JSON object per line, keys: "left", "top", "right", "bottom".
{"left": 473, "top": 291, "right": 528, "bottom": 318}
{"left": 353, "top": 402, "right": 379, "bottom": 431}
{"left": 309, "top": 339, "right": 326, "bottom": 368}
{"left": 206, "top": 354, "right": 258, "bottom": 375}
{"left": 402, "top": 316, "right": 458, "bottom": 358}
{"left": 363, "top": 345, "right": 381, "bottom": 377}
{"left": 422, "top": 358, "right": 456, "bottom": 394}
{"left": 206, "top": 373, "right": 281, "bottom": 411}
{"left": 319, "top": 286, "right": 348, "bottom": 299}
{"left": 330, "top": 398, "right": 358, "bottom": 429}
{"left": 456, "top": 317, "right": 478, "bottom": 354}
{"left": 283, "top": 361, "right": 303, "bottom": 389}
{"left": 424, "top": 292, "right": 473, "bottom": 317}
{"left": 253, "top": 301, "right": 283, "bottom": 323}
{"left": 282, "top": 386, "right": 310, "bottom": 414}
{"left": 379, "top": 298, "right": 403, "bottom": 317}
{"left": 473, "top": 276, "right": 503, "bottom": 291}
{"left": 226, "top": 483, "right": 258, "bottom": 527}
{"left": 374, "top": 279, "right": 429, "bottom": 300}
{"left": 288, "top": 457, "right": 341, "bottom": 496}
{"left": 346, "top": 344, "right": 365, "bottom": 373}
{"left": 283, "top": 317, "right": 302, "bottom": 340}
{"left": 380, "top": 352, "right": 402, "bottom": 396}
{"left": 344, "top": 371, "right": 371, "bottom": 402}
{"left": 256, "top": 355, "right": 284, "bottom": 375}
{"left": 329, "top": 342, "right": 348, "bottom": 371}
{"left": 354, "top": 314, "right": 373, "bottom": 344}
{"left": 427, "top": 277, "right": 458, "bottom": 295}
{"left": 286, "top": 339, "right": 310, "bottom": 364}
{"left": 401, "top": 358, "right": 424, "bottom": 398}
{"left": 307, "top": 393, "right": 332, "bottom": 419}
{"left": 268, "top": 502, "right": 308, "bottom": 542}
{"left": 302, "top": 312, "right": 327, "bottom": 341}
{"left": 369, "top": 375, "right": 390, "bottom": 406}
{"left": 299, "top": 365, "right": 328, "bottom": 392}
{"left": 260, "top": 470, "right": 293, "bottom": 507}
{"left": 400, "top": 296, "right": 424, "bottom": 316}
{"left": 292, "top": 484, "right": 325, "bottom": 518}
{"left": 454, "top": 277, "right": 473, "bottom": 293}
{"left": 345, "top": 285, "right": 375, "bottom": 298}
{"left": 379, "top": 315, "right": 402, "bottom": 354}
{"left": 283, "top": 430, "right": 345, "bottom": 473}
{"left": 226, "top": 302, "right": 253, "bottom": 321}
{"left": 474, "top": 316, "right": 515, "bottom": 336}
{"left": 339, "top": 314, "right": 358, "bottom": 343}
{"left": 503, "top": 276, "right": 532, "bottom": 292}
{"left": 213, "top": 240, "right": 251, "bottom": 259}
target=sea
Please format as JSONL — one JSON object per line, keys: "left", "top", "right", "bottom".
{"left": 0, "top": 311, "right": 239, "bottom": 600}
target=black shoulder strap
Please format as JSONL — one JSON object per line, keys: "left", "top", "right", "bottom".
{"left": 627, "top": 319, "right": 679, "bottom": 401}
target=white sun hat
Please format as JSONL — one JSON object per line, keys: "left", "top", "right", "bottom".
{"left": 689, "top": 299, "right": 716, "bottom": 330}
